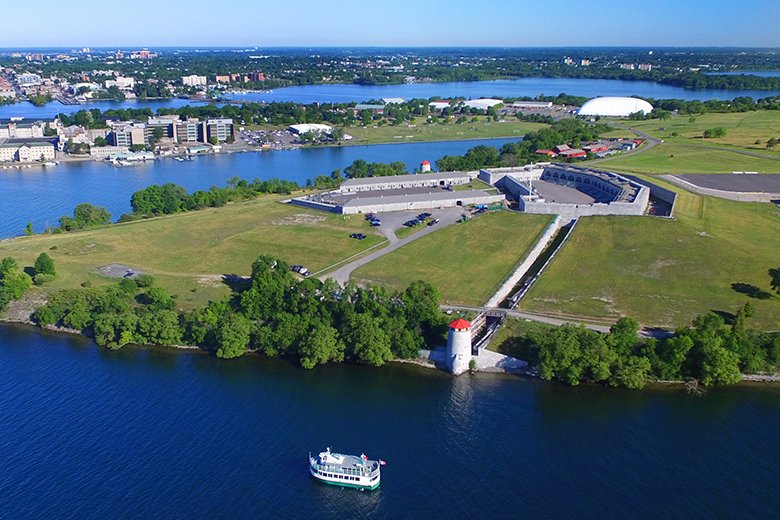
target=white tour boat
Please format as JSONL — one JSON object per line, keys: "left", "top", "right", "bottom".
{"left": 309, "top": 447, "right": 383, "bottom": 490}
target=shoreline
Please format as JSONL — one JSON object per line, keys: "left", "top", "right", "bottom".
{"left": 2, "top": 316, "right": 778, "bottom": 388}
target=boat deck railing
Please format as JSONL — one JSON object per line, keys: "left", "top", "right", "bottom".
{"left": 311, "top": 460, "right": 379, "bottom": 478}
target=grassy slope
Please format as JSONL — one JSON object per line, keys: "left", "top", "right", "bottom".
{"left": 0, "top": 195, "right": 385, "bottom": 309}
{"left": 523, "top": 179, "right": 780, "bottom": 330}
{"left": 599, "top": 112, "right": 780, "bottom": 174}
{"left": 353, "top": 211, "right": 554, "bottom": 306}
{"left": 603, "top": 142, "right": 780, "bottom": 174}
{"left": 344, "top": 118, "right": 546, "bottom": 145}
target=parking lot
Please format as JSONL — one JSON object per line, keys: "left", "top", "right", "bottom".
{"left": 236, "top": 127, "right": 299, "bottom": 150}
{"left": 365, "top": 207, "right": 466, "bottom": 243}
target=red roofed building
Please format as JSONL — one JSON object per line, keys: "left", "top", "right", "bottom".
{"left": 558, "top": 148, "right": 587, "bottom": 158}
{"left": 553, "top": 144, "right": 571, "bottom": 154}
{"left": 535, "top": 149, "right": 557, "bottom": 157}
{"left": 583, "top": 144, "right": 609, "bottom": 153}
{"left": 420, "top": 159, "right": 431, "bottom": 172}
{"left": 449, "top": 318, "right": 472, "bottom": 330}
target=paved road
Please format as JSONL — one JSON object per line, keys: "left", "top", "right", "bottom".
{"left": 320, "top": 207, "right": 465, "bottom": 285}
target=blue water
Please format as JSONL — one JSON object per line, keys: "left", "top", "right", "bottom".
{"left": 706, "top": 70, "right": 780, "bottom": 78}
{"left": 0, "top": 138, "right": 517, "bottom": 237}
{"left": 4, "top": 76, "right": 780, "bottom": 120}
{"left": 222, "top": 77, "right": 780, "bottom": 104}
{"left": 0, "top": 98, "right": 208, "bottom": 120}
{"left": 1, "top": 324, "right": 778, "bottom": 519}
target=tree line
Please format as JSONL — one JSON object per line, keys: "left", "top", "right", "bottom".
{"left": 436, "top": 119, "right": 610, "bottom": 171}
{"left": 31, "top": 255, "right": 445, "bottom": 369}
{"left": 504, "top": 304, "right": 779, "bottom": 389}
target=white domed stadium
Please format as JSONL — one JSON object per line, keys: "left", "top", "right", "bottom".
{"left": 578, "top": 97, "right": 653, "bottom": 117}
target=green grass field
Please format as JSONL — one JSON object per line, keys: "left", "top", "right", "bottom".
{"left": 602, "top": 142, "right": 780, "bottom": 174}
{"left": 522, "top": 180, "right": 780, "bottom": 330}
{"left": 0, "top": 196, "right": 385, "bottom": 309}
{"left": 353, "top": 211, "right": 554, "bottom": 305}
{"left": 343, "top": 118, "right": 547, "bottom": 145}
{"left": 610, "top": 112, "right": 780, "bottom": 150}
{"left": 598, "top": 112, "right": 780, "bottom": 174}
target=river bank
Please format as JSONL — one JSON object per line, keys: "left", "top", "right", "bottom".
{"left": 3, "top": 295, "right": 778, "bottom": 389}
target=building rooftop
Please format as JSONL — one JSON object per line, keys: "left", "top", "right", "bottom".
{"left": 341, "top": 171, "right": 471, "bottom": 188}
{"left": 449, "top": 318, "right": 472, "bottom": 330}
{"left": 340, "top": 189, "right": 495, "bottom": 208}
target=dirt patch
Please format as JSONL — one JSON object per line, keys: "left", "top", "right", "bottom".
{"left": 98, "top": 264, "right": 143, "bottom": 278}
{"left": 272, "top": 213, "right": 326, "bottom": 226}
{"left": 3, "top": 290, "right": 48, "bottom": 323}
{"left": 196, "top": 274, "right": 224, "bottom": 286}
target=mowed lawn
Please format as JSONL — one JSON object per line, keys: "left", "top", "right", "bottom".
{"left": 614, "top": 111, "right": 780, "bottom": 151}
{"left": 353, "top": 211, "right": 554, "bottom": 305}
{"left": 0, "top": 195, "right": 385, "bottom": 308}
{"left": 523, "top": 181, "right": 780, "bottom": 330}
{"left": 602, "top": 142, "right": 780, "bottom": 174}
{"left": 344, "top": 118, "right": 546, "bottom": 145}
{"left": 599, "top": 111, "right": 780, "bottom": 174}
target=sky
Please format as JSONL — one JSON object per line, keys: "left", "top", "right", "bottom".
{"left": 2, "top": 0, "right": 779, "bottom": 48}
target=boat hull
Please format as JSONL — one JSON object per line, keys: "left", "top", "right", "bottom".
{"left": 309, "top": 465, "right": 380, "bottom": 491}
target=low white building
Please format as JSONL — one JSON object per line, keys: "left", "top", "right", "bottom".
{"left": 105, "top": 76, "right": 135, "bottom": 90}
{"left": 429, "top": 100, "right": 453, "bottom": 111}
{"left": 464, "top": 98, "right": 503, "bottom": 110}
{"left": 288, "top": 123, "right": 333, "bottom": 135}
{"left": 90, "top": 145, "right": 129, "bottom": 159}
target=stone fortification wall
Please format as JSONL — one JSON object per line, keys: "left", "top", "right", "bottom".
{"left": 622, "top": 174, "right": 678, "bottom": 217}
{"left": 485, "top": 164, "right": 650, "bottom": 217}
{"left": 341, "top": 193, "right": 505, "bottom": 215}
{"left": 521, "top": 197, "right": 647, "bottom": 217}
{"left": 485, "top": 215, "right": 562, "bottom": 308}
{"left": 479, "top": 164, "right": 546, "bottom": 185}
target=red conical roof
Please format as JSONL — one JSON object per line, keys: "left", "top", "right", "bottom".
{"left": 449, "top": 318, "right": 471, "bottom": 330}
{"left": 421, "top": 160, "right": 430, "bottom": 164}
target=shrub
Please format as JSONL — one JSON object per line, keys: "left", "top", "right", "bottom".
{"left": 33, "top": 273, "right": 55, "bottom": 286}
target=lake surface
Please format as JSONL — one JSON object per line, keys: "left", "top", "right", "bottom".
{"left": 222, "top": 77, "right": 780, "bottom": 104}
{"left": 1, "top": 324, "right": 779, "bottom": 519}
{"left": 0, "top": 138, "right": 517, "bottom": 238}
{"left": 706, "top": 70, "right": 780, "bottom": 78}
{"left": 0, "top": 98, "right": 207, "bottom": 120}
{"left": 4, "top": 76, "right": 780, "bottom": 120}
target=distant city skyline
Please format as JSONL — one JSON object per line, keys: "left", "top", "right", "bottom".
{"left": 2, "top": 0, "right": 779, "bottom": 48}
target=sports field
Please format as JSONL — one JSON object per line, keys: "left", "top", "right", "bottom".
{"left": 522, "top": 177, "right": 780, "bottom": 330}
{"left": 0, "top": 196, "right": 385, "bottom": 309}
{"left": 352, "top": 211, "right": 554, "bottom": 305}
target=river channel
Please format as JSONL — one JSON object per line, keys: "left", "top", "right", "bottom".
{"left": 0, "top": 324, "right": 778, "bottom": 519}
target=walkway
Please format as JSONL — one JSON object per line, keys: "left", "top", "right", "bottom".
{"left": 441, "top": 303, "right": 674, "bottom": 339}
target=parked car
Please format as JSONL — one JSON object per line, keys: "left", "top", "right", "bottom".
{"left": 427, "top": 218, "right": 440, "bottom": 226}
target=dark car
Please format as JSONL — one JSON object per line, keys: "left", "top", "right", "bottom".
{"left": 427, "top": 218, "right": 440, "bottom": 226}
